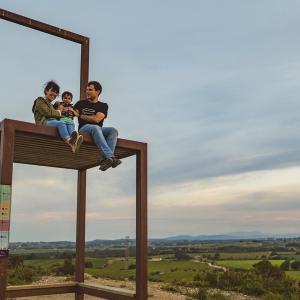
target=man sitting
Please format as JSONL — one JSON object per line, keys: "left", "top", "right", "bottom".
{"left": 74, "top": 81, "right": 121, "bottom": 171}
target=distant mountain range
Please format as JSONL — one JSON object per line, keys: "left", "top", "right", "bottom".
{"left": 162, "top": 232, "right": 300, "bottom": 241}
{"left": 10, "top": 232, "right": 300, "bottom": 245}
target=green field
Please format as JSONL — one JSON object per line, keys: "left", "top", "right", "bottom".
{"left": 216, "top": 252, "right": 271, "bottom": 259}
{"left": 20, "top": 257, "right": 300, "bottom": 284}
{"left": 215, "top": 259, "right": 285, "bottom": 269}
{"left": 85, "top": 259, "right": 135, "bottom": 280}
{"left": 24, "top": 258, "right": 64, "bottom": 271}
{"left": 23, "top": 257, "right": 209, "bottom": 282}
{"left": 86, "top": 259, "right": 209, "bottom": 282}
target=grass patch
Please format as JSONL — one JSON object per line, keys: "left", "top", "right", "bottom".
{"left": 215, "top": 260, "right": 285, "bottom": 270}
{"left": 286, "top": 271, "right": 300, "bottom": 280}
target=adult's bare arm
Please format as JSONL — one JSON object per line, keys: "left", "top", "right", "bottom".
{"left": 79, "top": 112, "right": 105, "bottom": 123}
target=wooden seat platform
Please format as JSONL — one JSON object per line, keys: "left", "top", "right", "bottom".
{"left": 0, "top": 119, "right": 145, "bottom": 170}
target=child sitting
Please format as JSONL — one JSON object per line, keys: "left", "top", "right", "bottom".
{"left": 53, "top": 91, "right": 83, "bottom": 152}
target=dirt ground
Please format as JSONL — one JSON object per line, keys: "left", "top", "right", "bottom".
{"left": 8, "top": 275, "right": 259, "bottom": 300}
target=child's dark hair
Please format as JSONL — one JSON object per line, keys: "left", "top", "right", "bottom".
{"left": 62, "top": 91, "right": 73, "bottom": 100}
{"left": 88, "top": 81, "right": 102, "bottom": 95}
{"left": 44, "top": 80, "right": 60, "bottom": 95}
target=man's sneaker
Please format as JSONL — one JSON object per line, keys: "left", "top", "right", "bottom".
{"left": 72, "top": 135, "right": 83, "bottom": 153}
{"left": 99, "top": 158, "right": 114, "bottom": 171}
{"left": 112, "top": 157, "right": 122, "bottom": 168}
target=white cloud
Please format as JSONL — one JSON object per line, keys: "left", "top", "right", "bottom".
{"left": 2, "top": 1, "right": 300, "bottom": 240}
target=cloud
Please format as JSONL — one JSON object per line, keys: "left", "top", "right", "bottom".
{"left": 148, "top": 165, "right": 300, "bottom": 236}
{"left": 2, "top": 1, "right": 300, "bottom": 240}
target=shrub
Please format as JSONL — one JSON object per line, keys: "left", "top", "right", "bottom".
{"left": 150, "top": 271, "right": 160, "bottom": 276}
{"left": 174, "top": 251, "right": 191, "bottom": 260}
{"left": 149, "top": 276, "right": 162, "bottom": 282}
{"left": 262, "top": 292, "right": 284, "bottom": 300}
{"left": 209, "top": 291, "right": 231, "bottom": 300}
{"left": 191, "top": 287, "right": 208, "bottom": 300}
{"left": 280, "top": 260, "right": 290, "bottom": 271}
{"left": 218, "top": 270, "right": 242, "bottom": 289}
{"left": 290, "top": 261, "right": 300, "bottom": 270}
{"left": 205, "top": 271, "right": 218, "bottom": 288}
{"left": 8, "top": 265, "right": 40, "bottom": 285}
{"left": 52, "top": 258, "right": 75, "bottom": 276}
{"left": 194, "top": 273, "right": 201, "bottom": 281}
{"left": 127, "top": 263, "right": 136, "bottom": 270}
{"left": 161, "top": 284, "right": 179, "bottom": 293}
{"left": 128, "top": 275, "right": 135, "bottom": 281}
{"left": 85, "top": 261, "right": 93, "bottom": 268}
{"left": 242, "top": 284, "right": 265, "bottom": 296}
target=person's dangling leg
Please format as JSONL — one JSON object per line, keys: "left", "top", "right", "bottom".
{"left": 80, "top": 124, "right": 114, "bottom": 158}
{"left": 66, "top": 121, "right": 83, "bottom": 153}
{"left": 80, "top": 124, "right": 117, "bottom": 171}
{"left": 46, "top": 120, "right": 81, "bottom": 152}
{"left": 102, "top": 127, "right": 118, "bottom": 153}
{"left": 102, "top": 127, "right": 121, "bottom": 168}
{"left": 46, "top": 120, "right": 70, "bottom": 141}
{"left": 66, "top": 122, "right": 76, "bottom": 136}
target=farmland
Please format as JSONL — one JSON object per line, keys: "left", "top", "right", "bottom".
{"left": 8, "top": 237, "right": 300, "bottom": 299}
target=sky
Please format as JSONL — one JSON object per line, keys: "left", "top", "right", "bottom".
{"left": 1, "top": 1, "right": 300, "bottom": 241}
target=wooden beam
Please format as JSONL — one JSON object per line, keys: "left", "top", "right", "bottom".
{"left": 6, "top": 283, "right": 77, "bottom": 298}
{"left": 136, "top": 144, "right": 148, "bottom": 299}
{"left": 78, "top": 283, "right": 135, "bottom": 300}
{"left": 0, "top": 8, "right": 86, "bottom": 44}
{"left": 6, "top": 282, "right": 136, "bottom": 299}
{"left": 75, "top": 170, "right": 87, "bottom": 300}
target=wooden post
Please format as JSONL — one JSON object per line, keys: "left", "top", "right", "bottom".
{"left": 136, "top": 144, "right": 148, "bottom": 299}
{"left": 0, "top": 120, "right": 15, "bottom": 300}
{"left": 0, "top": 251, "right": 9, "bottom": 300}
{"left": 75, "top": 170, "right": 86, "bottom": 300}
{"left": 80, "top": 39, "right": 89, "bottom": 100}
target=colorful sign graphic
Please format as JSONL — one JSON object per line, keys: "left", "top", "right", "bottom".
{"left": 0, "top": 185, "right": 11, "bottom": 250}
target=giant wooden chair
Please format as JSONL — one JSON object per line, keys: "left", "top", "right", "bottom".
{"left": 0, "top": 9, "right": 147, "bottom": 300}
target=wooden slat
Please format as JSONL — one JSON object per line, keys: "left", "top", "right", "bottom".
{"left": 3, "top": 119, "right": 140, "bottom": 170}
{"left": 6, "top": 283, "right": 77, "bottom": 297}
{"left": 2, "top": 119, "right": 145, "bottom": 151}
{"left": 78, "top": 283, "right": 135, "bottom": 300}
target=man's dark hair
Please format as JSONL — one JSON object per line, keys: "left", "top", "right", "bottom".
{"left": 62, "top": 91, "right": 73, "bottom": 100}
{"left": 44, "top": 80, "right": 60, "bottom": 95}
{"left": 88, "top": 81, "right": 102, "bottom": 95}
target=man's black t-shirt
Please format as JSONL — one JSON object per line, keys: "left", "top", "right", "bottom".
{"left": 74, "top": 99, "right": 108, "bottom": 129}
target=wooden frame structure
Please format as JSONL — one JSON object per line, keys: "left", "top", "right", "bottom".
{"left": 0, "top": 9, "right": 147, "bottom": 300}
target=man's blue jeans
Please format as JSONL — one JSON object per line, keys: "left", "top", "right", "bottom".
{"left": 46, "top": 120, "right": 75, "bottom": 140}
{"left": 79, "top": 124, "right": 118, "bottom": 158}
